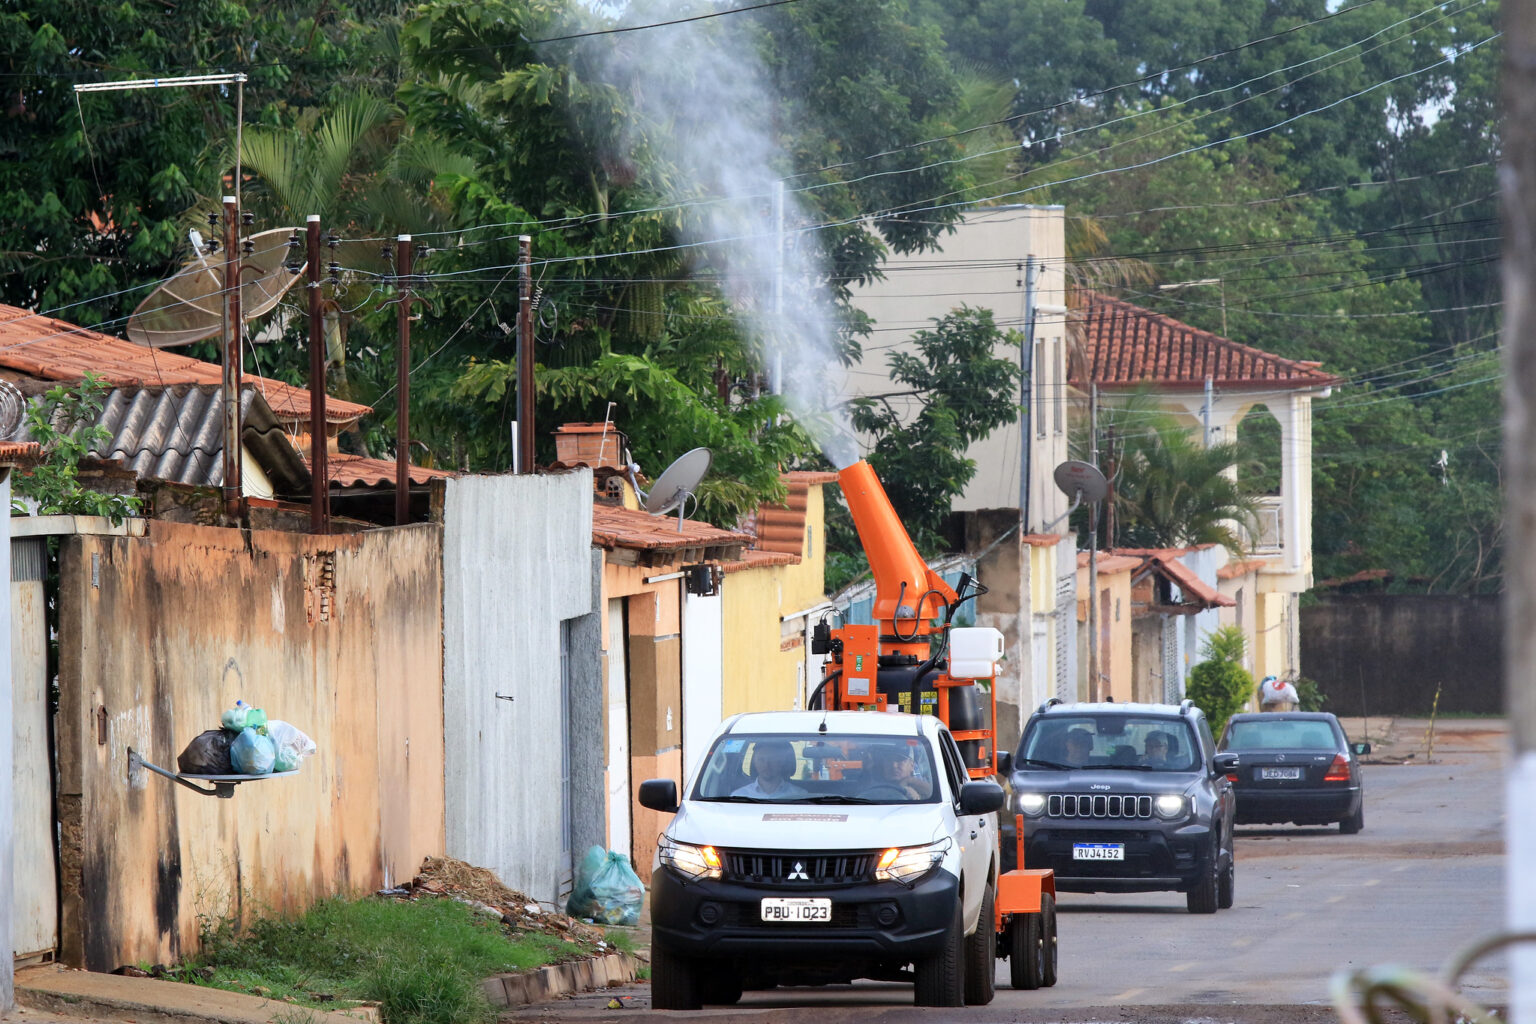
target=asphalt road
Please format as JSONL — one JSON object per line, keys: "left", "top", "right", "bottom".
{"left": 515, "top": 718, "right": 1509, "bottom": 1022}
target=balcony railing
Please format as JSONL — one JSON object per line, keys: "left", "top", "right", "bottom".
{"left": 1252, "top": 496, "right": 1284, "bottom": 553}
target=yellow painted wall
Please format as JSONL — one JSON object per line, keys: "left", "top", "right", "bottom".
{"left": 720, "top": 564, "right": 803, "bottom": 716}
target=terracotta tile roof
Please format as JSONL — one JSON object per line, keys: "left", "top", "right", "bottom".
{"left": 0, "top": 441, "right": 42, "bottom": 466}
{"left": 1143, "top": 553, "right": 1234, "bottom": 608}
{"left": 592, "top": 503, "right": 750, "bottom": 567}
{"left": 1218, "top": 557, "right": 1270, "bottom": 580}
{"left": 784, "top": 470, "right": 839, "bottom": 485}
{"left": 1074, "top": 291, "right": 1339, "bottom": 391}
{"left": 0, "top": 304, "right": 370, "bottom": 424}
{"left": 1023, "top": 532, "right": 1064, "bottom": 548}
{"left": 754, "top": 478, "right": 816, "bottom": 556}
{"left": 1077, "top": 552, "right": 1143, "bottom": 575}
{"left": 720, "top": 548, "right": 801, "bottom": 574}
{"left": 320, "top": 453, "right": 458, "bottom": 489}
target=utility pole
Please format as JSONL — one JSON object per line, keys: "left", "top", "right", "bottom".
{"left": 395, "top": 235, "right": 413, "bottom": 525}
{"left": 306, "top": 216, "right": 328, "bottom": 535}
{"left": 771, "top": 179, "right": 785, "bottom": 396}
{"left": 516, "top": 235, "right": 535, "bottom": 474}
{"left": 1020, "top": 256, "right": 1039, "bottom": 530}
{"left": 221, "top": 195, "right": 243, "bottom": 521}
{"left": 1503, "top": 1, "right": 1536, "bottom": 1017}
{"left": 1088, "top": 384, "right": 1100, "bottom": 701}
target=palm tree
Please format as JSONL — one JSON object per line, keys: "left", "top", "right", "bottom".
{"left": 1111, "top": 420, "right": 1260, "bottom": 554}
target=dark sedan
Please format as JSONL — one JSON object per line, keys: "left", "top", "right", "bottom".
{"left": 1217, "top": 712, "right": 1366, "bottom": 833}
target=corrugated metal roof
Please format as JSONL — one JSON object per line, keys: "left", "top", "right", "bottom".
{"left": 0, "top": 303, "right": 370, "bottom": 423}
{"left": 10, "top": 384, "right": 311, "bottom": 493}
{"left": 1074, "top": 291, "right": 1339, "bottom": 391}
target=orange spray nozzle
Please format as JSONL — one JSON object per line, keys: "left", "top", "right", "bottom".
{"left": 836, "top": 460, "right": 958, "bottom": 634}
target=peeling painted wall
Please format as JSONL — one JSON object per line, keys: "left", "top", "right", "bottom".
{"left": 442, "top": 472, "right": 596, "bottom": 904}
{"left": 55, "top": 520, "right": 445, "bottom": 972}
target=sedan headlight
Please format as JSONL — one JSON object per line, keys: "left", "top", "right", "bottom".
{"left": 658, "top": 836, "right": 722, "bottom": 881}
{"left": 1153, "top": 794, "right": 1188, "bottom": 820}
{"left": 1015, "top": 791, "right": 1046, "bottom": 817}
{"left": 875, "top": 838, "right": 951, "bottom": 886}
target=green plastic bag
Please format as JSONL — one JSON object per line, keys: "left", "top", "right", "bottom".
{"left": 566, "top": 846, "right": 644, "bottom": 925}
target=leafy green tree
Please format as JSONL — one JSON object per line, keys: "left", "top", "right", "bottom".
{"left": 12, "top": 373, "right": 142, "bottom": 523}
{"left": 1185, "top": 625, "right": 1253, "bottom": 737}
{"left": 1109, "top": 419, "right": 1260, "bottom": 555}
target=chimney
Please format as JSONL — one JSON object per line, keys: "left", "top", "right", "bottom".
{"left": 553, "top": 422, "right": 624, "bottom": 470}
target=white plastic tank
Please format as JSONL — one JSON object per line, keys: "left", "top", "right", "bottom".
{"left": 948, "top": 626, "right": 1005, "bottom": 679}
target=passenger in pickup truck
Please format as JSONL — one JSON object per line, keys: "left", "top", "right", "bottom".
{"left": 869, "top": 744, "right": 934, "bottom": 800}
{"left": 732, "top": 740, "right": 808, "bottom": 800}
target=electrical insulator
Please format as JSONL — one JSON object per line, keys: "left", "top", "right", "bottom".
{"left": 287, "top": 230, "right": 301, "bottom": 249}
{"left": 206, "top": 239, "right": 220, "bottom": 253}
{"left": 326, "top": 232, "right": 340, "bottom": 249}
{"left": 242, "top": 239, "right": 255, "bottom": 255}
{"left": 207, "top": 211, "right": 220, "bottom": 228}
{"left": 326, "top": 262, "right": 341, "bottom": 275}
{"left": 241, "top": 211, "right": 254, "bottom": 226}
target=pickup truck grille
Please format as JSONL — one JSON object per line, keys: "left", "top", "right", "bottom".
{"left": 1048, "top": 793, "right": 1154, "bottom": 819}
{"left": 721, "top": 850, "right": 878, "bottom": 887}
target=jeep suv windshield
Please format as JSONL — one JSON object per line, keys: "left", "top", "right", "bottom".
{"left": 692, "top": 733, "right": 940, "bottom": 804}
{"left": 1020, "top": 714, "right": 1199, "bottom": 772}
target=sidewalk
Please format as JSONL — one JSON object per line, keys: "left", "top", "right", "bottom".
{"left": 1335, "top": 714, "right": 1507, "bottom": 765}
{"left": 11, "top": 965, "right": 377, "bottom": 1024}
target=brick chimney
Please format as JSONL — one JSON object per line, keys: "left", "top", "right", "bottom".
{"left": 553, "top": 422, "right": 624, "bottom": 469}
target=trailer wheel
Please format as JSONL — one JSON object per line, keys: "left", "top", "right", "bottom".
{"left": 915, "top": 898, "right": 966, "bottom": 1006}
{"left": 1040, "top": 893, "right": 1058, "bottom": 987}
{"left": 1008, "top": 911, "right": 1045, "bottom": 990}
{"left": 962, "top": 883, "right": 996, "bottom": 1005}
{"left": 651, "top": 942, "right": 702, "bottom": 1010}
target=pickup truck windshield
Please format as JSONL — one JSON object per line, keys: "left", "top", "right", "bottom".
{"left": 692, "top": 733, "right": 940, "bottom": 804}
{"left": 1020, "top": 715, "right": 1200, "bottom": 772}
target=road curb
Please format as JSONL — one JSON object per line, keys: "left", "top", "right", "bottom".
{"left": 482, "top": 953, "right": 639, "bottom": 1008}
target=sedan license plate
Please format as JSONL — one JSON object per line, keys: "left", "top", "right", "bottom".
{"left": 1259, "top": 766, "right": 1303, "bottom": 780}
{"left": 1072, "top": 842, "right": 1125, "bottom": 861}
{"left": 760, "top": 897, "right": 831, "bottom": 923}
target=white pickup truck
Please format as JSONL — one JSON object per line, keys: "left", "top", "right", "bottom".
{"left": 638, "top": 709, "right": 1007, "bottom": 1009}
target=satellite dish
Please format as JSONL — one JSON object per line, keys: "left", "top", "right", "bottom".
{"left": 1052, "top": 460, "right": 1108, "bottom": 504}
{"left": 641, "top": 447, "right": 712, "bottom": 531}
{"left": 127, "top": 228, "right": 304, "bottom": 348}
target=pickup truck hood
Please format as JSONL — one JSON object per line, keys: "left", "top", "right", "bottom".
{"left": 669, "top": 800, "right": 944, "bottom": 851}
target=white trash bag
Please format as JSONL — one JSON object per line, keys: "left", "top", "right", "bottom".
{"left": 266, "top": 720, "right": 318, "bottom": 773}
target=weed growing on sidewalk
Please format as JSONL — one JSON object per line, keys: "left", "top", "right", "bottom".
{"left": 175, "top": 895, "right": 588, "bottom": 1024}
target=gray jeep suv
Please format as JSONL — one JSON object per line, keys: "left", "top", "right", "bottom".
{"left": 1000, "top": 699, "right": 1238, "bottom": 914}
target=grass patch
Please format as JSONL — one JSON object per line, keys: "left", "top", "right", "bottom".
{"left": 176, "top": 896, "right": 588, "bottom": 1024}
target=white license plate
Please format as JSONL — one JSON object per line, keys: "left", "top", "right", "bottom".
{"left": 760, "top": 897, "right": 832, "bottom": 923}
{"left": 1072, "top": 843, "right": 1125, "bottom": 861}
{"left": 1260, "top": 767, "right": 1302, "bottom": 780}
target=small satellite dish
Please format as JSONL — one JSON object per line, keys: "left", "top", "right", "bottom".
{"left": 641, "top": 447, "right": 712, "bottom": 531}
{"left": 127, "top": 228, "right": 305, "bottom": 348}
{"left": 1052, "top": 460, "right": 1108, "bottom": 505}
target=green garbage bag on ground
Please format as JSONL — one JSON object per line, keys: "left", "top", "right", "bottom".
{"left": 566, "top": 845, "right": 644, "bottom": 925}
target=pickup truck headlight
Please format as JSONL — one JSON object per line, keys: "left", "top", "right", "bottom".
{"left": 875, "top": 839, "right": 951, "bottom": 886}
{"left": 1153, "top": 794, "right": 1188, "bottom": 819}
{"left": 658, "top": 837, "right": 722, "bottom": 881}
{"left": 1015, "top": 791, "right": 1046, "bottom": 817}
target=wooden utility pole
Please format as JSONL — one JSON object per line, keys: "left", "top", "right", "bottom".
{"left": 1503, "top": 2, "right": 1536, "bottom": 1019}
{"left": 307, "top": 215, "right": 329, "bottom": 535}
{"left": 395, "top": 235, "right": 413, "bottom": 525}
{"left": 221, "top": 195, "right": 243, "bottom": 521}
{"left": 516, "top": 234, "right": 534, "bottom": 474}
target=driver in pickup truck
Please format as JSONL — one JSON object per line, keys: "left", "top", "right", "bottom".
{"left": 732, "top": 740, "right": 808, "bottom": 800}
{"left": 869, "top": 744, "right": 934, "bottom": 800}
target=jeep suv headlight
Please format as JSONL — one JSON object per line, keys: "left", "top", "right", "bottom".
{"left": 875, "top": 838, "right": 951, "bottom": 886}
{"left": 1153, "top": 794, "right": 1188, "bottom": 819}
{"left": 1015, "top": 791, "right": 1046, "bottom": 817}
{"left": 658, "top": 836, "right": 722, "bottom": 881}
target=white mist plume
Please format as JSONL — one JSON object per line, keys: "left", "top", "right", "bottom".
{"left": 579, "top": 3, "right": 861, "bottom": 469}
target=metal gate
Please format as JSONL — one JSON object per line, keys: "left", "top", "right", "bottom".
{"left": 11, "top": 536, "right": 56, "bottom": 962}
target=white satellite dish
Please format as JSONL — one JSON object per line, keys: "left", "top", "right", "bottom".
{"left": 0, "top": 380, "right": 25, "bottom": 440}
{"left": 127, "top": 227, "right": 305, "bottom": 348}
{"left": 1052, "top": 459, "right": 1108, "bottom": 504}
{"left": 640, "top": 447, "right": 712, "bottom": 531}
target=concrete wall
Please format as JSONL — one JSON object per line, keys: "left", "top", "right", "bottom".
{"left": 568, "top": 550, "right": 607, "bottom": 883}
{"left": 1, "top": 473, "right": 11, "bottom": 1010}
{"left": 442, "top": 472, "right": 596, "bottom": 904}
{"left": 11, "top": 537, "right": 53, "bottom": 962}
{"left": 1301, "top": 595, "right": 1502, "bottom": 715}
{"left": 55, "top": 520, "right": 446, "bottom": 972}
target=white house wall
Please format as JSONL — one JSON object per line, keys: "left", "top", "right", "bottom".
{"left": 442, "top": 471, "right": 595, "bottom": 904}
{"left": 681, "top": 591, "right": 723, "bottom": 783}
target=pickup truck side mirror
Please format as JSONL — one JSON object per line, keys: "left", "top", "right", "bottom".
{"left": 638, "top": 778, "right": 678, "bottom": 813}
{"left": 995, "top": 751, "right": 1013, "bottom": 775}
{"left": 1350, "top": 741, "right": 1372, "bottom": 756}
{"left": 1211, "top": 752, "right": 1241, "bottom": 775}
{"left": 958, "top": 780, "right": 1007, "bottom": 815}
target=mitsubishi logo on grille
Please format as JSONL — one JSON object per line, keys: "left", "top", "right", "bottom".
{"left": 787, "top": 861, "right": 809, "bottom": 880}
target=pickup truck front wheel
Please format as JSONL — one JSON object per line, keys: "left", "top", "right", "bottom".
{"left": 651, "top": 942, "right": 701, "bottom": 1011}
{"left": 962, "top": 883, "right": 996, "bottom": 1005}
{"left": 914, "top": 898, "right": 966, "bottom": 1006}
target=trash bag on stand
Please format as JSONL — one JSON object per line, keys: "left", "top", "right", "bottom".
{"left": 177, "top": 729, "right": 235, "bottom": 775}
{"left": 266, "top": 720, "right": 317, "bottom": 772}
{"left": 566, "top": 846, "right": 644, "bottom": 925}
{"left": 230, "top": 727, "right": 277, "bottom": 775}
